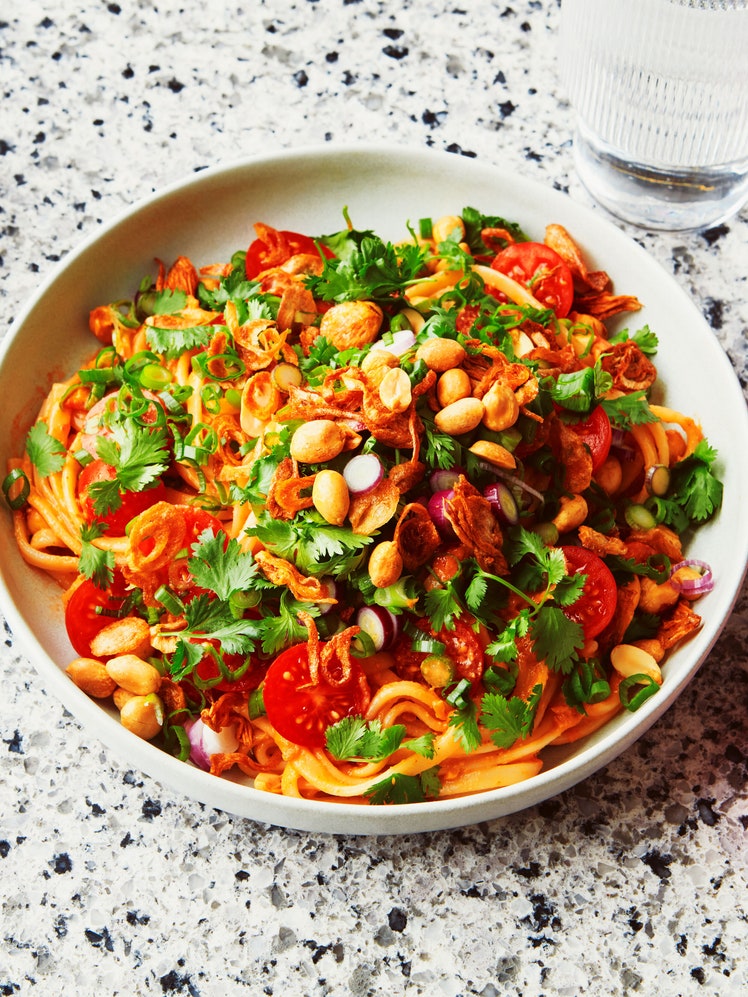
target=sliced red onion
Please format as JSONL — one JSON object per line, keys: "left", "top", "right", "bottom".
{"left": 646, "top": 463, "right": 671, "bottom": 497}
{"left": 482, "top": 482, "right": 519, "bottom": 525}
{"left": 343, "top": 453, "right": 384, "bottom": 495}
{"left": 355, "top": 605, "right": 401, "bottom": 651}
{"left": 317, "top": 577, "right": 342, "bottom": 614}
{"left": 429, "top": 467, "right": 463, "bottom": 493}
{"left": 670, "top": 559, "right": 714, "bottom": 598}
{"left": 478, "top": 464, "right": 546, "bottom": 506}
{"left": 371, "top": 329, "right": 416, "bottom": 356}
{"left": 185, "top": 717, "right": 239, "bottom": 771}
{"left": 427, "top": 488, "right": 455, "bottom": 538}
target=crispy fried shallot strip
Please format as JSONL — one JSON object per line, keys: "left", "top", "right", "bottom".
{"left": 254, "top": 550, "right": 336, "bottom": 603}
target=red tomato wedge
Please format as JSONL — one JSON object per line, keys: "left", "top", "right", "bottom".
{"left": 65, "top": 572, "right": 128, "bottom": 658}
{"left": 490, "top": 242, "right": 575, "bottom": 317}
{"left": 245, "top": 225, "right": 333, "bottom": 279}
{"left": 77, "top": 459, "right": 167, "bottom": 535}
{"left": 262, "top": 643, "right": 369, "bottom": 748}
{"left": 565, "top": 405, "right": 613, "bottom": 472}
{"left": 559, "top": 545, "right": 618, "bottom": 640}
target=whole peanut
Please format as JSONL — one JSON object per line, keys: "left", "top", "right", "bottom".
{"left": 437, "top": 368, "right": 471, "bottom": 407}
{"left": 120, "top": 693, "right": 164, "bottom": 741}
{"left": 415, "top": 338, "right": 467, "bottom": 372}
{"left": 379, "top": 367, "right": 412, "bottom": 413}
{"left": 312, "top": 469, "right": 350, "bottom": 526}
{"left": 66, "top": 657, "right": 117, "bottom": 699}
{"left": 290, "top": 420, "right": 348, "bottom": 463}
{"left": 481, "top": 381, "right": 520, "bottom": 432}
{"left": 319, "top": 300, "right": 383, "bottom": 350}
{"left": 105, "top": 654, "right": 162, "bottom": 696}
{"left": 368, "top": 540, "right": 403, "bottom": 588}
{"left": 434, "top": 397, "right": 485, "bottom": 436}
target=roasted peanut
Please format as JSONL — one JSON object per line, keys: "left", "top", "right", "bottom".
{"left": 436, "top": 368, "right": 471, "bottom": 408}
{"left": 361, "top": 349, "right": 399, "bottom": 384}
{"left": 431, "top": 214, "right": 466, "bottom": 244}
{"left": 66, "top": 657, "right": 117, "bottom": 699}
{"left": 89, "top": 616, "right": 152, "bottom": 660}
{"left": 434, "top": 397, "right": 484, "bottom": 436}
{"left": 468, "top": 439, "right": 517, "bottom": 469}
{"left": 113, "top": 687, "right": 136, "bottom": 711}
{"left": 368, "top": 540, "right": 403, "bottom": 588}
{"left": 552, "top": 494, "right": 589, "bottom": 534}
{"left": 610, "top": 644, "right": 663, "bottom": 685}
{"left": 105, "top": 654, "right": 162, "bottom": 696}
{"left": 637, "top": 575, "right": 681, "bottom": 614}
{"left": 319, "top": 300, "right": 383, "bottom": 350}
{"left": 415, "top": 337, "right": 467, "bottom": 372}
{"left": 312, "top": 469, "right": 350, "bottom": 526}
{"left": 290, "top": 419, "right": 347, "bottom": 463}
{"left": 481, "top": 381, "right": 520, "bottom": 432}
{"left": 119, "top": 693, "right": 164, "bottom": 741}
{"left": 378, "top": 367, "right": 412, "bottom": 414}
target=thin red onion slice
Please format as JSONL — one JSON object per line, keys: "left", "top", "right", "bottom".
{"left": 670, "top": 558, "right": 714, "bottom": 597}
{"left": 343, "top": 453, "right": 384, "bottom": 495}
{"left": 185, "top": 718, "right": 239, "bottom": 771}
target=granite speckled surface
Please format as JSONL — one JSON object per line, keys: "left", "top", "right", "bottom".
{"left": 1, "top": 2, "right": 748, "bottom": 995}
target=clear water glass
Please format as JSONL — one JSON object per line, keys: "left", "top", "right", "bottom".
{"left": 559, "top": 0, "right": 748, "bottom": 230}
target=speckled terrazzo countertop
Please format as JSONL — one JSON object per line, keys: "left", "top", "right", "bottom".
{"left": 1, "top": 2, "right": 748, "bottom": 995}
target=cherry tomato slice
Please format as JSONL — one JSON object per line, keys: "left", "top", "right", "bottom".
{"left": 194, "top": 646, "right": 256, "bottom": 693}
{"left": 262, "top": 643, "right": 369, "bottom": 748}
{"left": 245, "top": 226, "right": 333, "bottom": 279}
{"left": 490, "top": 242, "right": 575, "bottom": 317}
{"left": 559, "top": 545, "right": 618, "bottom": 640}
{"left": 565, "top": 405, "right": 613, "bottom": 472}
{"left": 78, "top": 459, "right": 167, "bottom": 535}
{"left": 64, "top": 572, "right": 128, "bottom": 658}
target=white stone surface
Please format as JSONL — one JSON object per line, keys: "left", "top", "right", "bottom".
{"left": 1, "top": 2, "right": 747, "bottom": 995}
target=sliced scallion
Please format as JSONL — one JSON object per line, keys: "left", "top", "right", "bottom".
{"left": 2, "top": 468, "right": 30, "bottom": 510}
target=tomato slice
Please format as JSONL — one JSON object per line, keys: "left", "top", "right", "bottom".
{"left": 65, "top": 572, "right": 128, "bottom": 658}
{"left": 490, "top": 242, "right": 575, "bottom": 317}
{"left": 565, "top": 405, "right": 613, "bottom": 472}
{"left": 559, "top": 545, "right": 618, "bottom": 640}
{"left": 78, "top": 459, "right": 167, "bottom": 535}
{"left": 262, "top": 643, "right": 369, "bottom": 748}
{"left": 194, "top": 645, "right": 256, "bottom": 693}
{"left": 245, "top": 226, "right": 333, "bottom": 279}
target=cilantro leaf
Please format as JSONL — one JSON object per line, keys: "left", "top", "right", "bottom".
{"left": 150, "top": 288, "right": 187, "bottom": 315}
{"left": 78, "top": 522, "right": 115, "bottom": 587}
{"left": 246, "top": 511, "right": 373, "bottom": 578}
{"left": 460, "top": 206, "right": 528, "bottom": 255}
{"left": 423, "top": 582, "right": 463, "bottom": 632}
{"left": 547, "top": 363, "right": 613, "bottom": 413}
{"left": 669, "top": 439, "right": 723, "bottom": 523}
{"left": 25, "top": 422, "right": 66, "bottom": 477}
{"left": 484, "top": 614, "right": 529, "bottom": 664}
{"left": 448, "top": 697, "right": 482, "bottom": 753}
{"left": 530, "top": 605, "right": 584, "bottom": 674}
{"left": 364, "top": 769, "right": 440, "bottom": 805}
{"left": 609, "top": 324, "right": 659, "bottom": 356}
{"left": 256, "top": 591, "right": 321, "bottom": 656}
{"left": 145, "top": 323, "right": 214, "bottom": 360}
{"left": 325, "top": 717, "right": 406, "bottom": 761}
{"left": 402, "top": 733, "right": 436, "bottom": 758}
{"left": 307, "top": 236, "right": 428, "bottom": 303}
{"left": 600, "top": 391, "right": 658, "bottom": 430}
{"left": 480, "top": 683, "right": 542, "bottom": 749}
{"left": 91, "top": 422, "right": 170, "bottom": 515}
{"left": 187, "top": 533, "right": 259, "bottom": 600}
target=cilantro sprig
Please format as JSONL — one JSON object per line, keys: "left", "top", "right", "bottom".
{"left": 25, "top": 422, "right": 66, "bottom": 477}
{"left": 306, "top": 235, "right": 428, "bottom": 303}
{"left": 89, "top": 422, "right": 171, "bottom": 515}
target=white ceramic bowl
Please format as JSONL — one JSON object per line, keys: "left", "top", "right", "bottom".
{"left": 1, "top": 146, "right": 746, "bottom": 835}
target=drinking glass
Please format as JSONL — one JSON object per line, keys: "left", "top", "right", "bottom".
{"left": 559, "top": 0, "right": 748, "bottom": 230}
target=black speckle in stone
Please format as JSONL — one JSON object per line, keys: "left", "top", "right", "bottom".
{"left": 0, "top": 840, "right": 10, "bottom": 858}
{"left": 445, "top": 142, "right": 477, "bottom": 158}
{"left": 516, "top": 861, "right": 542, "bottom": 879}
{"left": 703, "top": 297, "right": 724, "bottom": 330}
{"left": 107, "top": 3, "right": 121, "bottom": 13}
{"left": 167, "top": 78, "right": 185, "bottom": 93}
{"left": 4, "top": 730, "right": 23, "bottom": 753}
{"left": 126, "top": 910, "right": 150, "bottom": 925}
{"left": 494, "top": 69, "right": 506, "bottom": 84}
{"left": 498, "top": 100, "right": 516, "bottom": 118}
{"left": 725, "top": 743, "right": 744, "bottom": 763}
{"left": 0, "top": 984, "right": 21, "bottom": 996}
{"left": 122, "top": 65, "right": 134, "bottom": 79}
{"left": 383, "top": 45, "right": 408, "bottom": 60}
{"left": 676, "top": 934, "right": 688, "bottom": 956}
{"left": 142, "top": 798, "right": 162, "bottom": 820}
{"left": 641, "top": 848, "right": 672, "bottom": 880}
{"left": 524, "top": 148, "right": 543, "bottom": 162}
{"left": 422, "top": 109, "right": 446, "bottom": 128}
{"left": 388, "top": 907, "right": 407, "bottom": 932}
{"left": 87, "top": 799, "right": 106, "bottom": 816}
{"left": 696, "top": 798, "right": 720, "bottom": 826}
{"left": 235, "top": 869, "right": 250, "bottom": 881}
{"left": 52, "top": 852, "right": 72, "bottom": 874}
{"left": 326, "top": 51, "right": 338, "bottom": 62}
{"left": 39, "top": 16, "right": 54, "bottom": 28}
{"left": 701, "top": 223, "right": 729, "bottom": 246}
{"left": 160, "top": 969, "right": 198, "bottom": 994}
{"left": 119, "top": 831, "right": 134, "bottom": 847}
{"left": 525, "top": 893, "right": 559, "bottom": 933}
{"left": 520, "top": 21, "right": 531, "bottom": 31}
{"left": 342, "top": 70, "right": 356, "bottom": 85}
{"left": 690, "top": 966, "right": 706, "bottom": 985}
{"left": 0, "top": 139, "right": 12, "bottom": 155}
{"left": 383, "top": 27, "right": 403, "bottom": 39}
{"left": 85, "top": 927, "right": 114, "bottom": 951}
{"left": 53, "top": 914, "right": 68, "bottom": 938}
{"left": 628, "top": 907, "right": 644, "bottom": 933}
{"left": 14, "top": 174, "right": 26, "bottom": 186}
{"left": 293, "top": 70, "right": 308, "bottom": 87}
